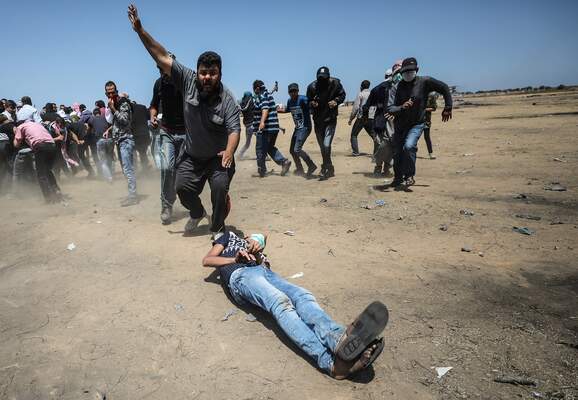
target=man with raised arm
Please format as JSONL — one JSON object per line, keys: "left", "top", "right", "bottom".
{"left": 128, "top": 4, "right": 240, "bottom": 239}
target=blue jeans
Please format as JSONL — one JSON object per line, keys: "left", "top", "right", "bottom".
{"left": 118, "top": 136, "right": 137, "bottom": 197}
{"left": 97, "top": 138, "right": 115, "bottom": 182}
{"left": 289, "top": 127, "right": 314, "bottom": 171}
{"left": 392, "top": 123, "right": 424, "bottom": 180}
{"left": 159, "top": 129, "right": 186, "bottom": 208}
{"left": 228, "top": 265, "right": 345, "bottom": 373}
{"left": 314, "top": 122, "right": 336, "bottom": 171}
{"left": 255, "top": 131, "right": 287, "bottom": 175}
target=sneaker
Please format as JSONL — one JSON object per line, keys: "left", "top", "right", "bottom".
{"left": 306, "top": 164, "right": 318, "bottom": 178}
{"left": 405, "top": 176, "right": 415, "bottom": 186}
{"left": 120, "top": 195, "right": 139, "bottom": 207}
{"left": 281, "top": 160, "right": 292, "bottom": 176}
{"left": 390, "top": 179, "right": 403, "bottom": 188}
{"left": 352, "top": 152, "right": 360, "bottom": 157}
{"left": 429, "top": 153, "right": 437, "bottom": 160}
{"left": 160, "top": 206, "right": 172, "bottom": 225}
{"left": 325, "top": 166, "right": 335, "bottom": 178}
{"left": 184, "top": 209, "right": 208, "bottom": 233}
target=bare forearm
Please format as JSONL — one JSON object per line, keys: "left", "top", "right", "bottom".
{"left": 134, "top": 26, "right": 172, "bottom": 75}
{"left": 203, "top": 256, "right": 236, "bottom": 268}
{"left": 226, "top": 132, "right": 240, "bottom": 153}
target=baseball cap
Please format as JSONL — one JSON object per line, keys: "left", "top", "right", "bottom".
{"left": 316, "top": 66, "right": 330, "bottom": 79}
{"left": 288, "top": 83, "right": 299, "bottom": 92}
{"left": 400, "top": 57, "right": 418, "bottom": 73}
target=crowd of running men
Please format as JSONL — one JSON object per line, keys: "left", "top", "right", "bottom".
{"left": 0, "top": 3, "right": 455, "bottom": 380}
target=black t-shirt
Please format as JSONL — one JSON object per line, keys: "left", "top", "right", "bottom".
{"left": 151, "top": 76, "right": 185, "bottom": 132}
{"left": 87, "top": 115, "right": 109, "bottom": 139}
{"left": 131, "top": 103, "right": 149, "bottom": 137}
{"left": 41, "top": 112, "right": 59, "bottom": 122}
{"left": 213, "top": 231, "right": 258, "bottom": 286}
{"left": 67, "top": 121, "right": 87, "bottom": 139}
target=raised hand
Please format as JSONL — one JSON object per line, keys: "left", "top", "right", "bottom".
{"left": 128, "top": 4, "right": 142, "bottom": 31}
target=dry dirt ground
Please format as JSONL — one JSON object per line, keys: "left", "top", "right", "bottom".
{"left": 1, "top": 90, "right": 577, "bottom": 400}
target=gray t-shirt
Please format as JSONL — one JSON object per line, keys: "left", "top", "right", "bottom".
{"left": 171, "top": 60, "right": 240, "bottom": 160}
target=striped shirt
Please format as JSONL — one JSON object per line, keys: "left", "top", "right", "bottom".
{"left": 252, "top": 91, "right": 279, "bottom": 134}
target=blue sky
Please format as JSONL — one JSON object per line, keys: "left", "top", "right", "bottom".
{"left": 3, "top": 0, "right": 578, "bottom": 108}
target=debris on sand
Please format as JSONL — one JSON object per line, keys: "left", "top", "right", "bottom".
{"left": 245, "top": 313, "right": 257, "bottom": 322}
{"left": 515, "top": 214, "right": 542, "bottom": 221}
{"left": 434, "top": 366, "right": 453, "bottom": 378}
{"left": 288, "top": 272, "right": 304, "bottom": 279}
{"left": 283, "top": 230, "right": 295, "bottom": 236}
{"left": 346, "top": 228, "right": 357, "bottom": 233}
{"left": 462, "top": 153, "right": 475, "bottom": 157}
{"left": 361, "top": 204, "right": 373, "bottom": 210}
{"left": 514, "top": 193, "right": 528, "bottom": 199}
{"left": 493, "top": 375, "right": 537, "bottom": 386}
{"left": 460, "top": 209, "right": 475, "bottom": 216}
{"left": 221, "top": 308, "right": 238, "bottom": 322}
{"left": 174, "top": 303, "right": 184, "bottom": 312}
{"left": 67, "top": 243, "right": 76, "bottom": 251}
{"left": 544, "top": 182, "right": 567, "bottom": 192}
{"left": 328, "top": 249, "right": 336, "bottom": 257}
{"left": 320, "top": 198, "right": 328, "bottom": 203}
{"left": 513, "top": 226, "right": 535, "bottom": 235}
{"left": 552, "top": 157, "right": 566, "bottom": 163}
{"left": 375, "top": 199, "right": 386, "bottom": 207}
{"left": 439, "top": 224, "right": 448, "bottom": 231}
{"left": 461, "top": 246, "right": 472, "bottom": 253}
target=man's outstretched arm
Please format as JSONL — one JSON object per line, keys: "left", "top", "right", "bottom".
{"left": 128, "top": 4, "right": 173, "bottom": 76}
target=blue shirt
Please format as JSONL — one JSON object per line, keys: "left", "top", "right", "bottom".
{"left": 286, "top": 95, "right": 311, "bottom": 130}
{"left": 252, "top": 90, "right": 279, "bottom": 134}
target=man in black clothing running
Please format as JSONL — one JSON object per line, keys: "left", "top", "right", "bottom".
{"left": 306, "top": 67, "right": 346, "bottom": 180}
{"left": 387, "top": 57, "right": 452, "bottom": 188}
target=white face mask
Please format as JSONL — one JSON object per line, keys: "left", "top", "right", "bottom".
{"left": 402, "top": 70, "right": 417, "bottom": 82}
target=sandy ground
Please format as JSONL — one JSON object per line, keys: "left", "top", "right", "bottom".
{"left": 1, "top": 90, "right": 577, "bottom": 400}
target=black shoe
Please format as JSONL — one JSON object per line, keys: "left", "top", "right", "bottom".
{"left": 325, "top": 166, "right": 335, "bottom": 178}
{"left": 306, "top": 164, "right": 318, "bottom": 178}
{"left": 121, "top": 195, "right": 139, "bottom": 207}
{"left": 405, "top": 176, "right": 415, "bottom": 186}
{"left": 390, "top": 179, "right": 403, "bottom": 188}
{"left": 160, "top": 206, "right": 172, "bottom": 225}
{"left": 281, "top": 160, "right": 292, "bottom": 176}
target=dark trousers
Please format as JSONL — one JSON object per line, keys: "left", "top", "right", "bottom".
{"left": 33, "top": 143, "right": 61, "bottom": 202}
{"left": 350, "top": 118, "right": 375, "bottom": 154}
{"left": 175, "top": 153, "right": 235, "bottom": 233}
{"left": 373, "top": 129, "right": 393, "bottom": 171}
{"left": 0, "top": 141, "right": 11, "bottom": 193}
{"left": 135, "top": 135, "right": 151, "bottom": 170}
{"left": 314, "top": 122, "right": 336, "bottom": 172}
{"left": 422, "top": 126, "right": 433, "bottom": 154}
{"left": 255, "top": 131, "right": 287, "bottom": 175}
{"left": 77, "top": 142, "right": 96, "bottom": 176}
{"left": 289, "top": 127, "right": 315, "bottom": 171}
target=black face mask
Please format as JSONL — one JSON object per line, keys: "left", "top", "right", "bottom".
{"left": 317, "top": 77, "right": 329, "bottom": 90}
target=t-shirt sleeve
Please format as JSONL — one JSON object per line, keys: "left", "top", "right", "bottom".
{"left": 263, "top": 94, "right": 276, "bottom": 110}
{"left": 213, "top": 231, "right": 230, "bottom": 247}
{"left": 223, "top": 93, "right": 241, "bottom": 134}
{"left": 171, "top": 60, "right": 196, "bottom": 98}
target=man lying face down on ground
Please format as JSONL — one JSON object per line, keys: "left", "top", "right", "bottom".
{"left": 202, "top": 231, "right": 389, "bottom": 379}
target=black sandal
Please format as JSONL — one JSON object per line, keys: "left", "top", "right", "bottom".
{"left": 336, "top": 301, "right": 389, "bottom": 361}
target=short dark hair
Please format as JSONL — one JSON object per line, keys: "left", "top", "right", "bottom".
{"left": 361, "top": 80, "right": 370, "bottom": 90}
{"left": 79, "top": 104, "right": 86, "bottom": 111}
{"left": 252, "top": 80, "right": 265, "bottom": 90}
{"left": 95, "top": 100, "right": 105, "bottom": 108}
{"left": 197, "top": 51, "right": 222, "bottom": 71}
{"left": 92, "top": 108, "right": 100, "bottom": 116}
{"left": 7, "top": 100, "right": 16, "bottom": 109}
{"left": 55, "top": 116, "right": 65, "bottom": 126}
{"left": 104, "top": 80, "right": 117, "bottom": 90}
{"left": 21, "top": 96, "right": 32, "bottom": 105}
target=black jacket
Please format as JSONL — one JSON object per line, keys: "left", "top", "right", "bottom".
{"left": 387, "top": 76, "right": 452, "bottom": 130}
{"left": 363, "top": 80, "right": 393, "bottom": 132}
{"left": 306, "top": 78, "right": 346, "bottom": 124}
